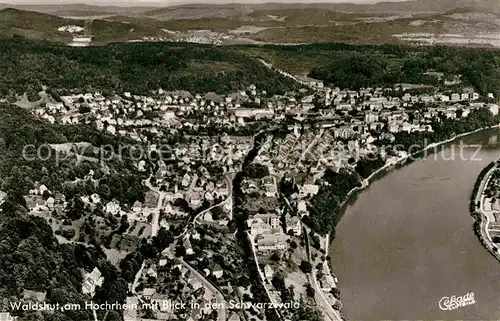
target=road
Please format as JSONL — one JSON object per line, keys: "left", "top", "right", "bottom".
{"left": 246, "top": 232, "right": 283, "bottom": 321}
{"left": 175, "top": 174, "right": 233, "bottom": 240}
{"left": 477, "top": 164, "right": 497, "bottom": 243}
{"left": 144, "top": 175, "right": 166, "bottom": 238}
{"left": 131, "top": 261, "right": 146, "bottom": 298}
{"left": 180, "top": 258, "right": 227, "bottom": 321}
{"left": 303, "top": 224, "right": 342, "bottom": 321}
{"left": 257, "top": 58, "right": 314, "bottom": 88}
{"left": 299, "top": 128, "right": 324, "bottom": 162}
{"left": 199, "top": 174, "right": 233, "bottom": 223}
{"left": 476, "top": 165, "right": 500, "bottom": 263}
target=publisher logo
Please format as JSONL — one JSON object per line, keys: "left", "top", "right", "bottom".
{"left": 438, "top": 292, "right": 475, "bottom": 311}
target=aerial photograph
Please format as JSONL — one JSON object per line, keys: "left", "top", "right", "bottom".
{"left": 0, "top": 0, "right": 499, "bottom": 320}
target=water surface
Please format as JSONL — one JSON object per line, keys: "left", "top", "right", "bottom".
{"left": 330, "top": 129, "right": 500, "bottom": 319}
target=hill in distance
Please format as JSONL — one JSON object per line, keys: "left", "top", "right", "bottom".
{"left": 0, "top": 7, "right": 170, "bottom": 44}
{"left": 0, "top": 0, "right": 497, "bottom": 46}
{"left": 0, "top": 3, "right": 158, "bottom": 15}
{"left": 138, "top": 0, "right": 499, "bottom": 20}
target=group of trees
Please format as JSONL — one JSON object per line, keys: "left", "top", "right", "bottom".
{"left": 355, "top": 153, "right": 386, "bottom": 179}
{"left": 0, "top": 37, "right": 299, "bottom": 99}
{"left": 0, "top": 196, "right": 129, "bottom": 321}
{"left": 243, "top": 163, "right": 270, "bottom": 179}
{"left": 394, "top": 109, "right": 500, "bottom": 152}
{"left": 306, "top": 44, "right": 500, "bottom": 96}
{"left": 306, "top": 168, "right": 362, "bottom": 236}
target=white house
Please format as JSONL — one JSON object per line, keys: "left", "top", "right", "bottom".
{"left": 285, "top": 215, "right": 302, "bottom": 236}
{"left": 82, "top": 267, "right": 104, "bottom": 297}
{"left": 489, "top": 104, "right": 499, "bottom": 116}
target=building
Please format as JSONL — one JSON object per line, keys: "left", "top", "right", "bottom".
{"left": 333, "top": 126, "right": 355, "bottom": 139}
{"left": 489, "top": 104, "right": 499, "bottom": 116}
{"left": 264, "top": 264, "right": 274, "bottom": 281}
{"left": 256, "top": 234, "right": 289, "bottom": 252}
{"left": 320, "top": 274, "right": 336, "bottom": 292}
{"left": 82, "top": 267, "right": 104, "bottom": 297}
{"left": 285, "top": 215, "right": 302, "bottom": 236}
{"left": 212, "top": 264, "right": 224, "bottom": 279}
{"left": 247, "top": 216, "right": 277, "bottom": 236}
{"left": 143, "top": 288, "right": 156, "bottom": 300}
{"left": 364, "top": 111, "right": 379, "bottom": 123}
{"left": 123, "top": 297, "right": 138, "bottom": 321}
{"left": 254, "top": 213, "right": 280, "bottom": 229}
{"left": 0, "top": 313, "right": 16, "bottom": 321}
{"left": 299, "top": 184, "right": 319, "bottom": 197}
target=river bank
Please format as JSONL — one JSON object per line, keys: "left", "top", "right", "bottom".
{"left": 326, "top": 123, "right": 500, "bottom": 318}
{"left": 337, "top": 124, "right": 500, "bottom": 211}
{"left": 328, "top": 127, "right": 500, "bottom": 319}
{"left": 471, "top": 161, "right": 500, "bottom": 263}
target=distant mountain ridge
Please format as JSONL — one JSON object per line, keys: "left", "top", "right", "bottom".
{"left": 1, "top": 0, "right": 498, "bottom": 17}
{"left": 0, "top": 0, "right": 497, "bottom": 46}
{"left": 0, "top": 3, "right": 158, "bottom": 15}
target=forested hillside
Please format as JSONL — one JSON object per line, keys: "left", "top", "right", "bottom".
{"left": 0, "top": 103, "right": 149, "bottom": 209}
{"left": 0, "top": 103, "right": 141, "bottom": 321}
{"left": 2, "top": 38, "right": 499, "bottom": 100}
{"left": 0, "top": 37, "right": 299, "bottom": 99}
{"left": 236, "top": 43, "right": 500, "bottom": 96}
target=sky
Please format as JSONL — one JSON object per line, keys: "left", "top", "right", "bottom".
{"left": 3, "top": 0, "right": 408, "bottom": 6}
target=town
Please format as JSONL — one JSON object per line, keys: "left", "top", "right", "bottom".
{"left": 1, "top": 65, "right": 498, "bottom": 321}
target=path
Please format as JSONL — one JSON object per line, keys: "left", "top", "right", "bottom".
{"left": 257, "top": 58, "right": 314, "bottom": 88}
{"left": 475, "top": 164, "right": 500, "bottom": 262}
{"left": 175, "top": 174, "right": 233, "bottom": 240}
{"left": 144, "top": 175, "right": 166, "bottom": 238}
{"left": 302, "top": 225, "right": 342, "bottom": 321}
{"left": 478, "top": 165, "right": 497, "bottom": 243}
{"left": 179, "top": 258, "right": 227, "bottom": 321}
{"left": 246, "top": 232, "right": 283, "bottom": 321}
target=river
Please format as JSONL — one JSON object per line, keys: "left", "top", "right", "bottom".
{"left": 329, "top": 128, "right": 500, "bottom": 319}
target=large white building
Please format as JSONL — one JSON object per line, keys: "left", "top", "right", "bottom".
{"left": 82, "top": 267, "right": 104, "bottom": 297}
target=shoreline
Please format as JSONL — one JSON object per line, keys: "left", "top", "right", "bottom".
{"left": 471, "top": 162, "right": 500, "bottom": 263}
{"left": 338, "top": 123, "right": 500, "bottom": 211}
{"left": 325, "top": 123, "right": 500, "bottom": 319}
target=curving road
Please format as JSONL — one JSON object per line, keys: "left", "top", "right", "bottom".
{"left": 302, "top": 224, "right": 342, "bottom": 321}
{"left": 246, "top": 232, "right": 283, "bottom": 321}
{"left": 180, "top": 258, "right": 227, "bottom": 321}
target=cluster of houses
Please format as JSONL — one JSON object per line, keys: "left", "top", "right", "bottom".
{"left": 33, "top": 83, "right": 498, "bottom": 151}
{"left": 20, "top": 74, "right": 499, "bottom": 321}
{"left": 129, "top": 226, "right": 243, "bottom": 321}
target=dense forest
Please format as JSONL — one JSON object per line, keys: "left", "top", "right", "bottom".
{"left": 0, "top": 103, "right": 148, "bottom": 206}
{"left": 306, "top": 168, "right": 361, "bottom": 236}
{"left": 310, "top": 47, "right": 500, "bottom": 95}
{"left": 0, "top": 37, "right": 299, "bottom": 99}
{"left": 235, "top": 43, "right": 500, "bottom": 97}
{"left": 2, "top": 38, "right": 499, "bottom": 101}
{"left": 0, "top": 204, "right": 126, "bottom": 321}
{"left": 308, "top": 45, "right": 500, "bottom": 95}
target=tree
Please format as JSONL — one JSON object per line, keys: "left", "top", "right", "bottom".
{"left": 270, "top": 253, "right": 281, "bottom": 262}
{"left": 299, "top": 261, "right": 312, "bottom": 274}
{"left": 306, "top": 284, "right": 315, "bottom": 298}
{"left": 243, "top": 163, "right": 269, "bottom": 179}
